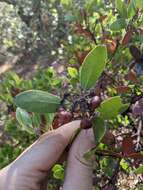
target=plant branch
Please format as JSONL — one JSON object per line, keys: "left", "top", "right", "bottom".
{"left": 101, "top": 159, "right": 121, "bottom": 189}
{"left": 136, "top": 115, "right": 143, "bottom": 150}
{"left": 95, "top": 149, "right": 123, "bottom": 159}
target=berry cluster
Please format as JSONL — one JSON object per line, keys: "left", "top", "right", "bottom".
{"left": 52, "top": 92, "right": 102, "bottom": 130}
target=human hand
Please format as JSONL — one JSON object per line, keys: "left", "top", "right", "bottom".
{"left": 0, "top": 120, "right": 95, "bottom": 190}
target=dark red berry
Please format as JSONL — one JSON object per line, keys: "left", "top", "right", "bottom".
{"left": 52, "top": 110, "right": 72, "bottom": 129}
{"left": 58, "top": 107, "right": 65, "bottom": 112}
{"left": 80, "top": 117, "right": 92, "bottom": 129}
{"left": 59, "top": 111, "right": 73, "bottom": 123}
{"left": 90, "top": 96, "right": 101, "bottom": 110}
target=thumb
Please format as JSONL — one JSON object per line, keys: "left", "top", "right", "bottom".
{"left": 14, "top": 120, "right": 81, "bottom": 171}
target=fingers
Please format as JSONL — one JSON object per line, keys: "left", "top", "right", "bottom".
{"left": 14, "top": 120, "right": 81, "bottom": 172}
{"left": 63, "top": 129, "right": 95, "bottom": 190}
{"left": 0, "top": 121, "right": 81, "bottom": 190}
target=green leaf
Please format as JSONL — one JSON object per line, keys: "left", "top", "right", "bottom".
{"left": 16, "top": 107, "right": 34, "bottom": 134}
{"left": 128, "top": 0, "right": 136, "bottom": 18}
{"left": 110, "top": 18, "right": 126, "bottom": 31}
{"left": 61, "top": 0, "right": 72, "bottom": 6}
{"left": 67, "top": 67, "right": 78, "bottom": 78}
{"left": 92, "top": 117, "right": 106, "bottom": 145}
{"left": 119, "top": 104, "right": 130, "bottom": 113}
{"left": 134, "top": 165, "right": 143, "bottom": 174}
{"left": 14, "top": 90, "right": 61, "bottom": 113}
{"left": 52, "top": 164, "right": 64, "bottom": 180}
{"left": 115, "top": 0, "right": 127, "bottom": 18}
{"left": 84, "top": 148, "right": 96, "bottom": 160}
{"left": 45, "top": 113, "right": 55, "bottom": 129}
{"left": 135, "top": 0, "right": 143, "bottom": 10}
{"left": 120, "top": 159, "right": 129, "bottom": 171}
{"left": 80, "top": 45, "right": 107, "bottom": 90}
{"left": 31, "top": 113, "right": 41, "bottom": 128}
{"left": 65, "top": 14, "right": 77, "bottom": 22}
{"left": 137, "top": 184, "right": 143, "bottom": 190}
{"left": 98, "top": 96, "right": 129, "bottom": 120}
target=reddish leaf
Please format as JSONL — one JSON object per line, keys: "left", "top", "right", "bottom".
{"left": 74, "top": 23, "right": 84, "bottom": 33}
{"left": 99, "top": 15, "right": 107, "bottom": 22}
{"left": 125, "top": 70, "right": 138, "bottom": 83}
{"left": 116, "top": 86, "right": 131, "bottom": 93}
{"left": 74, "top": 23, "right": 93, "bottom": 40}
{"left": 75, "top": 50, "right": 90, "bottom": 65}
{"left": 101, "top": 31, "right": 111, "bottom": 41}
{"left": 121, "top": 30, "right": 133, "bottom": 46}
{"left": 105, "top": 39, "right": 117, "bottom": 54}
{"left": 80, "top": 10, "right": 87, "bottom": 19}
{"left": 122, "top": 136, "right": 134, "bottom": 156}
{"left": 102, "top": 131, "right": 115, "bottom": 147}
{"left": 11, "top": 87, "right": 21, "bottom": 97}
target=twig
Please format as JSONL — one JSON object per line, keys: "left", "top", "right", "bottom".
{"left": 136, "top": 115, "right": 143, "bottom": 150}
{"left": 101, "top": 159, "right": 121, "bottom": 189}
{"left": 95, "top": 149, "right": 122, "bottom": 159}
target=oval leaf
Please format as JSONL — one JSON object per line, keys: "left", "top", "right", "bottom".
{"left": 16, "top": 107, "right": 34, "bottom": 134}
{"left": 92, "top": 117, "right": 106, "bottom": 145}
{"left": 110, "top": 18, "right": 126, "bottom": 31}
{"left": 134, "top": 165, "right": 143, "bottom": 174}
{"left": 98, "top": 96, "right": 129, "bottom": 119}
{"left": 121, "top": 30, "right": 133, "bottom": 46}
{"left": 116, "top": 86, "right": 131, "bottom": 93}
{"left": 128, "top": 0, "right": 136, "bottom": 18}
{"left": 80, "top": 45, "right": 107, "bottom": 90}
{"left": 14, "top": 90, "right": 61, "bottom": 113}
{"left": 115, "top": 0, "right": 127, "bottom": 18}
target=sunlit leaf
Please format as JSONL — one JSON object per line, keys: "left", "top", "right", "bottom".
{"left": 52, "top": 164, "right": 64, "bottom": 180}
{"left": 98, "top": 96, "right": 129, "bottom": 119}
{"left": 68, "top": 67, "right": 78, "bottom": 78}
{"left": 80, "top": 45, "right": 107, "bottom": 90}
{"left": 115, "top": 0, "right": 127, "bottom": 18}
{"left": 16, "top": 107, "right": 34, "bottom": 134}
{"left": 128, "top": 0, "right": 136, "bottom": 18}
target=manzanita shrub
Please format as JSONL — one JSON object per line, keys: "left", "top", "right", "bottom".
{"left": 14, "top": 46, "right": 128, "bottom": 138}
{"left": 14, "top": 45, "right": 143, "bottom": 188}
{"left": 1, "top": 0, "right": 143, "bottom": 189}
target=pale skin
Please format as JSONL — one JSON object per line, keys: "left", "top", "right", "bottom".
{"left": 0, "top": 120, "right": 95, "bottom": 190}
